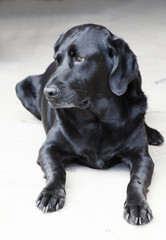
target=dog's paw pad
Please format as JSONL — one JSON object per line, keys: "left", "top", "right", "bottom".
{"left": 123, "top": 200, "right": 153, "bottom": 225}
{"left": 36, "top": 187, "right": 66, "bottom": 213}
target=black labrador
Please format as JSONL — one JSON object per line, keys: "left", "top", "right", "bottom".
{"left": 16, "top": 24, "right": 164, "bottom": 225}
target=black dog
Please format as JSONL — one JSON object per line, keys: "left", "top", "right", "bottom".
{"left": 16, "top": 24, "right": 164, "bottom": 225}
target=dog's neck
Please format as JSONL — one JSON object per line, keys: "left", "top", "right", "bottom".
{"left": 88, "top": 94, "right": 129, "bottom": 128}
{"left": 58, "top": 95, "right": 128, "bottom": 129}
{"left": 58, "top": 82, "right": 147, "bottom": 130}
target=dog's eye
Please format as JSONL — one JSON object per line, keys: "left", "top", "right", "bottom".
{"left": 75, "top": 57, "right": 84, "bottom": 62}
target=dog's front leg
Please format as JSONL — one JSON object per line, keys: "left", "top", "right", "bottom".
{"left": 123, "top": 153, "right": 154, "bottom": 225}
{"left": 36, "top": 142, "right": 66, "bottom": 213}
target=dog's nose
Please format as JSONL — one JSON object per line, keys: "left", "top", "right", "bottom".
{"left": 44, "top": 86, "right": 59, "bottom": 100}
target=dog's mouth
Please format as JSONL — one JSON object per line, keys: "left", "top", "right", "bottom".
{"left": 47, "top": 97, "right": 90, "bottom": 109}
{"left": 77, "top": 98, "right": 90, "bottom": 109}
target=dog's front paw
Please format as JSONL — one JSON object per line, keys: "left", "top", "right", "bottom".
{"left": 123, "top": 199, "right": 153, "bottom": 225}
{"left": 36, "top": 187, "right": 66, "bottom": 213}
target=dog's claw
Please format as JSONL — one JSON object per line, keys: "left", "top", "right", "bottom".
{"left": 36, "top": 200, "right": 41, "bottom": 207}
{"left": 43, "top": 205, "right": 49, "bottom": 213}
{"left": 56, "top": 203, "right": 59, "bottom": 211}
{"left": 126, "top": 213, "right": 129, "bottom": 221}
{"left": 139, "top": 217, "right": 142, "bottom": 225}
{"left": 135, "top": 217, "right": 139, "bottom": 225}
{"left": 46, "top": 205, "right": 49, "bottom": 213}
{"left": 147, "top": 213, "right": 151, "bottom": 222}
{"left": 43, "top": 207, "right": 46, "bottom": 213}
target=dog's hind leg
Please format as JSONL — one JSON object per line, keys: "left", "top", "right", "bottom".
{"left": 145, "top": 123, "right": 164, "bottom": 146}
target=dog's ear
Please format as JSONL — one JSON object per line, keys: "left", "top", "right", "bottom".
{"left": 108, "top": 36, "right": 139, "bottom": 96}
{"left": 16, "top": 62, "right": 56, "bottom": 120}
{"left": 16, "top": 75, "right": 42, "bottom": 120}
{"left": 54, "top": 33, "right": 64, "bottom": 52}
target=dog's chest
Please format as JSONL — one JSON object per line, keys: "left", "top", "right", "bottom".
{"left": 73, "top": 124, "right": 120, "bottom": 169}
{"left": 58, "top": 109, "right": 121, "bottom": 169}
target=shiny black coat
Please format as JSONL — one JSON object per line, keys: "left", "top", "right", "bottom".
{"left": 16, "top": 24, "right": 164, "bottom": 225}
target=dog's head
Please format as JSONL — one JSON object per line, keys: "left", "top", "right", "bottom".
{"left": 44, "top": 24, "right": 139, "bottom": 109}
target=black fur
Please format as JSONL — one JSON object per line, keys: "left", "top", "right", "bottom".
{"left": 16, "top": 24, "right": 164, "bottom": 225}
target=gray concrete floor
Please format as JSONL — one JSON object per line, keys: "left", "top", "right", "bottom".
{"left": 0, "top": 0, "right": 166, "bottom": 239}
